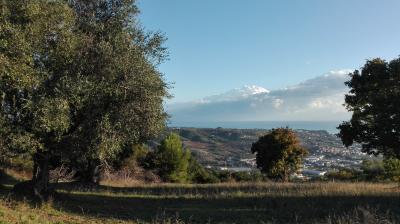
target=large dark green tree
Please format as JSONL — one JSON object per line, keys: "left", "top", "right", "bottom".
{"left": 64, "top": 0, "right": 169, "bottom": 183}
{"left": 251, "top": 128, "right": 308, "bottom": 182}
{"left": 338, "top": 57, "right": 400, "bottom": 159}
{"left": 0, "top": 0, "right": 169, "bottom": 199}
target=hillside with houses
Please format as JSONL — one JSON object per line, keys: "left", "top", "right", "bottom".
{"left": 172, "top": 127, "right": 367, "bottom": 176}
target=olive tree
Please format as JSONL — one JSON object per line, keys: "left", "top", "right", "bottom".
{"left": 0, "top": 0, "right": 169, "bottom": 200}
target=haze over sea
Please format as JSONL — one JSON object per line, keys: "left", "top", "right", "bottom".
{"left": 169, "top": 121, "right": 341, "bottom": 134}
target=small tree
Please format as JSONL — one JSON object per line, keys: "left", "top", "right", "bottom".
{"left": 338, "top": 57, "right": 400, "bottom": 159}
{"left": 251, "top": 128, "right": 308, "bottom": 182}
{"left": 155, "top": 133, "right": 191, "bottom": 183}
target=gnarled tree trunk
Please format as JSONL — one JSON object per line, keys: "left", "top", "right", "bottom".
{"left": 13, "top": 152, "right": 52, "bottom": 201}
{"left": 32, "top": 152, "right": 51, "bottom": 200}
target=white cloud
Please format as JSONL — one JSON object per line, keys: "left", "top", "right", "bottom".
{"left": 272, "top": 98, "right": 284, "bottom": 109}
{"left": 202, "top": 85, "right": 269, "bottom": 103}
{"left": 167, "top": 70, "right": 353, "bottom": 122}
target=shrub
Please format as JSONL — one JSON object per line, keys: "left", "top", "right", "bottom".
{"left": 326, "top": 168, "right": 360, "bottom": 181}
{"left": 214, "top": 170, "right": 234, "bottom": 182}
{"left": 154, "top": 133, "right": 191, "bottom": 183}
{"left": 361, "top": 159, "right": 385, "bottom": 181}
{"left": 383, "top": 158, "right": 400, "bottom": 181}
{"left": 232, "top": 171, "right": 264, "bottom": 182}
{"left": 188, "top": 158, "right": 218, "bottom": 183}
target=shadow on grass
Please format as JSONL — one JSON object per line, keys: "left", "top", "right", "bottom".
{"left": 53, "top": 181, "right": 333, "bottom": 196}
{"left": 1, "top": 180, "right": 399, "bottom": 223}
{"left": 0, "top": 169, "right": 21, "bottom": 186}
{"left": 51, "top": 183, "right": 400, "bottom": 223}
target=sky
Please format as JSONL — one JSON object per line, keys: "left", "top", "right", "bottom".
{"left": 138, "top": 0, "right": 400, "bottom": 103}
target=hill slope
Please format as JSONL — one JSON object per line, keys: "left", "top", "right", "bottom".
{"left": 171, "top": 127, "right": 365, "bottom": 171}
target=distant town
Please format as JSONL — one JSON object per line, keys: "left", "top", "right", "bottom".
{"left": 171, "top": 127, "right": 370, "bottom": 178}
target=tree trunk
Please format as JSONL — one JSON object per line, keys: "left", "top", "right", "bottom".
{"left": 32, "top": 152, "right": 51, "bottom": 201}
{"left": 78, "top": 161, "right": 101, "bottom": 185}
{"left": 282, "top": 169, "right": 289, "bottom": 182}
{"left": 13, "top": 152, "right": 52, "bottom": 201}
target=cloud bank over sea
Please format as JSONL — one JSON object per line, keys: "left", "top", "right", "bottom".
{"left": 167, "top": 70, "right": 353, "bottom": 123}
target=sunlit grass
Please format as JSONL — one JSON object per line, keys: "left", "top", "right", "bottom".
{"left": 64, "top": 181, "right": 400, "bottom": 198}
{"left": 1, "top": 175, "right": 399, "bottom": 223}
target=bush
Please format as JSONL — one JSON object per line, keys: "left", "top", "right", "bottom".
{"left": 214, "top": 171, "right": 234, "bottom": 182}
{"left": 361, "top": 159, "right": 385, "bottom": 181}
{"left": 326, "top": 168, "right": 360, "bottom": 181}
{"left": 188, "top": 158, "right": 218, "bottom": 183}
{"left": 360, "top": 158, "right": 400, "bottom": 182}
{"left": 231, "top": 171, "right": 264, "bottom": 182}
{"left": 120, "top": 144, "right": 151, "bottom": 168}
{"left": 383, "top": 158, "right": 400, "bottom": 181}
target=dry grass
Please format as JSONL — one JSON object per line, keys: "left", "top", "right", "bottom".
{"left": 74, "top": 181, "right": 400, "bottom": 199}
{"left": 1, "top": 170, "right": 399, "bottom": 223}
{"left": 0, "top": 196, "right": 132, "bottom": 224}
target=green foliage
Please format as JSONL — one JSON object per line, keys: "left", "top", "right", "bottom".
{"left": 361, "top": 159, "right": 385, "bottom": 181}
{"left": 187, "top": 158, "right": 218, "bottom": 183}
{"left": 117, "top": 144, "right": 151, "bottom": 169}
{"left": 231, "top": 171, "right": 264, "bottom": 182}
{"left": 154, "top": 133, "right": 191, "bottom": 183}
{"left": 0, "top": 0, "right": 77, "bottom": 155}
{"left": 251, "top": 128, "right": 308, "bottom": 181}
{"left": 359, "top": 158, "right": 400, "bottom": 182}
{"left": 326, "top": 168, "right": 360, "bottom": 181}
{"left": 214, "top": 170, "right": 234, "bottom": 182}
{"left": 0, "top": 0, "right": 169, "bottom": 189}
{"left": 383, "top": 158, "right": 400, "bottom": 181}
{"left": 338, "top": 57, "right": 400, "bottom": 159}
{"left": 208, "top": 170, "right": 265, "bottom": 183}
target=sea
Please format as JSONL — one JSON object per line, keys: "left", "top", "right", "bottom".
{"left": 168, "top": 121, "right": 341, "bottom": 134}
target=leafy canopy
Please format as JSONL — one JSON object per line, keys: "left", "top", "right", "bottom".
{"left": 338, "top": 57, "right": 400, "bottom": 159}
{"left": 0, "top": 0, "right": 169, "bottom": 173}
{"left": 251, "top": 128, "right": 308, "bottom": 181}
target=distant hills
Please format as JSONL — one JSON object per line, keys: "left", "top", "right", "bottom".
{"left": 167, "top": 70, "right": 353, "bottom": 123}
{"left": 170, "top": 127, "right": 366, "bottom": 172}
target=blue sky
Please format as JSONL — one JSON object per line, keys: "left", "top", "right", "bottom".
{"left": 138, "top": 0, "right": 400, "bottom": 103}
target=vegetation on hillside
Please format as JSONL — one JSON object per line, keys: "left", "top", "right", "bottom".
{"left": 251, "top": 128, "right": 308, "bottom": 181}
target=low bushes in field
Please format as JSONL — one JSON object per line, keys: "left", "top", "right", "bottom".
{"left": 325, "top": 158, "right": 400, "bottom": 182}
{"left": 325, "top": 168, "right": 361, "bottom": 181}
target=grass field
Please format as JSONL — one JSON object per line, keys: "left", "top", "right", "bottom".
{"left": 1, "top": 171, "right": 400, "bottom": 223}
